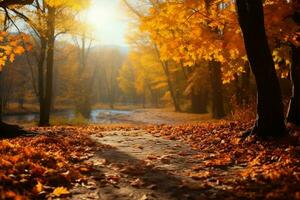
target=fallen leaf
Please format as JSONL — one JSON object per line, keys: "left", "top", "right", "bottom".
{"left": 130, "top": 178, "right": 144, "bottom": 187}
{"left": 35, "top": 181, "right": 43, "bottom": 193}
{"left": 52, "top": 187, "right": 70, "bottom": 197}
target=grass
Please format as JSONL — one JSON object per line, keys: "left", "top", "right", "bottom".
{"left": 50, "top": 114, "right": 88, "bottom": 126}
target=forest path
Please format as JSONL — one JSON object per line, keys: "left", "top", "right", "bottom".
{"left": 71, "top": 130, "right": 222, "bottom": 200}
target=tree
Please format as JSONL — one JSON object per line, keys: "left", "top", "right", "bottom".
{"left": 286, "top": 7, "right": 300, "bottom": 126}
{"left": 16, "top": 0, "right": 89, "bottom": 126}
{"left": 185, "top": 65, "right": 209, "bottom": 114}
{"left": 138, "top": 0, "right": 241, "bottom": 117}
{"left": 123, "top": 0, "right": 182, "bottom": 111}
{"left": 0, "top": 0, "right": 33, "bottom": 7}
{"left": 287, "top": 44, "right": 300, "bottom": 126}
{"left": 236, "top": 0, "right": 287, "bottom": 137}
{"left": 118, "top": 46, "right": 168, "bottom": 108}
{"left": 72, "top": 23, "right": 94, "bottom": 118}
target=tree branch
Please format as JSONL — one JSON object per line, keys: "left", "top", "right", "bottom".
{"left": 0, "top": 0, "right": 33, "bottom": 8}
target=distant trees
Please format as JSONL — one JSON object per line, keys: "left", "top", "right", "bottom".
{"left": 73, "top": 25, "right": 94, "bottom": 118}
{"left": 123, "top": 0, "right": 241, "bottom": 117}
{"left": 118, "top": 46, "right": 167, "bottom": 108}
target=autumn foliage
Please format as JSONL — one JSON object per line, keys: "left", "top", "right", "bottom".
{"left": 0, "top": 127, "right": 97, "bottom": 199}
{"left": 0, "top": 0, "right": 299, "bottom": 199}
{"left": 146, "top": 121, "right": 300, "bottom": 199}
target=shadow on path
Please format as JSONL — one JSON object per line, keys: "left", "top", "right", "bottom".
{"left": 90, "top": 131, "right": 239, "bottom": 200}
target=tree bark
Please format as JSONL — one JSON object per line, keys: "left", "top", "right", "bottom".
{"left": 39, "top": 6, "right": 55, "bottom": 126}
{"left": 38, "top": 37, "right": 47, "bottom": 125}
{"left": 234, "top": 74, "right": 243, "bottom": 106}
{"left": 236, "top": 0, "right": 286, "bottom": 137}
{"left": 154, "top": 46, "right": 180, "bottom": 112}
{"left": 287, "top": 45, "right": 300, "bottom": 126}
{"left": 0, "top": 0, "right": 33, "bottom": 7}
{"left": 191, "top": 87, "right": 208, "bottom": 114}
{"left": 241, "top": 63, "right": 251, "bottom": 106}
{"left": 163, "top": 61, "right": 181, "bottom": 112}
{"left": 209, "top": 61, "right": 225, "bottom": 119}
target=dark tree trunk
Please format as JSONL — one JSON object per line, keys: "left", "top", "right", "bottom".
{"left": 39, "top": 6, "right": 55, "bottom": 126}
{"left": 191, "top": 88, "right": 208, "bottom": 114}
{"left": 38, "top": 38, "right": 47, "bottom": 126}
{"left": 234, "top": 65, "right": 250, "bottom": 107}
{"left": 287, "top": 45, "right": 300, "bottom": 126}
{"left": 209, "top": 61, "right": 225, "bottom": 119}
{"left": 236, "top": 0, "right": 286, "bottom": 137}
{"left": 0, "top": 0, "right": 33, "bottom": 7}
{"left": 241, "top": 63, "right": 251, "bottom": 106}
{"left": 234, "top": 74, "right": 243, "bottom": 106}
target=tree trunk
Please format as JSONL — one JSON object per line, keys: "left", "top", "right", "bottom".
{"left": 234, "top": 74, "right": 243, "bottom": 106}
{"left": 287, "top": 45, "right": 300, "bottom": 126}
{"left": 40, "top": 6, "right": 55, "bottom": 126}
{"left": 241, "top": 63, "right": 251, "bottom": 106}
{"left": 164, "top": 61, "right": 181, "bottom": 112}
{"left": 146, "top": 82, "right": 158, "bottom": 108}
{"left": 236, "top": 0, "right": 286, "bottom": 137}
{"left": 154, "top": 45, "right": 180, "bottom": 111}
{"left": 191, "top": 87, "right": 208, "bottom": 114}
{"left": 38, "top": 38, "right": 47, "bottom": 126}
{"left": 209, "top": 61, "right": 225, "bottom": 119}
{"left": 75, "top": 34, "right": 93, "bottom": 118}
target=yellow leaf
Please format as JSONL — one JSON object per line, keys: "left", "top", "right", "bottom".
{"left": 52, "top": 187, "right": 70, "bottom": 197}
{"left": 35, "top": 181, "right": 43, "bottom": 193}
{"left": 9, "top": 54, "right": 15, "bottom": 63}
{"left": 14, "top": 46, "right": 25, "bottom": 55}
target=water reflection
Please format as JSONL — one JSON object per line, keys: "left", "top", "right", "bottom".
{"left": 3, "top": 109, "right": 132, "bottom": 124}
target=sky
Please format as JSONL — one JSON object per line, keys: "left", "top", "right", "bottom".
{"left": 86, "top": 0, "right": 128, "bottom": 47}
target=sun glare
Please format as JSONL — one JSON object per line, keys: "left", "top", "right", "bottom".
{"left": 87, "top": 6, "right": 115, "bottom": 28}
{"left": 85, "top": 1, "right": 127, "bottom": 46}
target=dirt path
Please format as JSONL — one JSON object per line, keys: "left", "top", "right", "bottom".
{"left": 116, "top": 109, "right": 212, "bottom": 125}
{"left": 73, "top": 130, "right": 218, "bottom": 200}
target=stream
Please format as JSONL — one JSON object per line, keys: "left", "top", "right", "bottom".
{"left": 3, "top": 109, "right": 133, "bottom": 124}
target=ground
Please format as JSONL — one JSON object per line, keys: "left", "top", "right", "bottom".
{"left": 0, "top": 111, "right": 300, "bottom": 200}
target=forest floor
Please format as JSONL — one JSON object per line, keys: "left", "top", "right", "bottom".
{"left": 109, "top": 108, "right": 213, "bottom": 125}
{"left": 0, "top": 119, "right": 300, "bottom": 199}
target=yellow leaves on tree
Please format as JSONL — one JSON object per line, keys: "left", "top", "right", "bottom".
{"left": 136, "top": 0, "right": 299, "bottom": 84}
{"left": 46, "top": 0, "right": 90, "bottom": 10}
{"left": 139, "top": 0, "right": 247, "bottom": 83}
{"left": 0, "top": 32, "right": 31, "bottom": 71}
